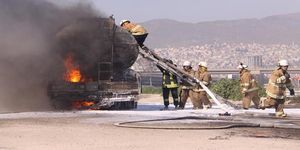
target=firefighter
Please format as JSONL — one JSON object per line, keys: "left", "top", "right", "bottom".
{"left": 192, "top": 61, "right": 212, "bottom": 109}
{"left": 157, "top": 59, "right": 179, "bottom": 110}
{"left": 178, "top": 61, "right": 195, "bottom": 109}
{"left": 262, "top": 59, "right": 295, "bottom": 117}
{"left": 120, "top": 20, "right": 148, "bottom": 49}
{"left": 238, "top": 63, "right": 260, "bottom": 109}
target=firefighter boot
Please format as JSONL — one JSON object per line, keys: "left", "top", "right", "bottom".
{"left": 259, "top": 98, "right": 266, "bottom": 110}
{"left": 275, "top": 112, "right": 287, "bottom": 118}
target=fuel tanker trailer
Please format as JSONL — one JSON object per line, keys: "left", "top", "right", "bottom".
{"left": 47, "top": 17, "right": 141, "bottom": 110}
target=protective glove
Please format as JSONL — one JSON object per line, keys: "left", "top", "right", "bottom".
{"left": 284, "top": 73, "right": 290, "bottom": 79}
{"left": 289, "top": 89, "right": 295, "bottom": 96}
{"left": 241, "top": 88, "right": 247, "bottom": 96}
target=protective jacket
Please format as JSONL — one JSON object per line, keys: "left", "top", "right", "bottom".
{"left": 266, "top": 68, "right": 293, "bottom": 99}
{"left": 129, "top": 25, "right": 147, "bottom": 35}
{"left": 181, "top": 69, "right": 195, "bottom": 89}
{"left": 240, "top": 69, "right": 258, "bottom": 93}
{"left": 194, "top": 70, "right": 212, "bottom": 92}
{"left": 158, "top": 66, "right": 178, "bottom": 88}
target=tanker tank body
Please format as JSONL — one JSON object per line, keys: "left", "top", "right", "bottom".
{"left": 48, "top": 17, "right": 141, "bottom": 110}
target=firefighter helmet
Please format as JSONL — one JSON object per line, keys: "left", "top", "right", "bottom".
{"left": 183, "top": 61, "right": 191, "bottom": 67}
{"left": 198, "top": 61, "right": 207, "bottom": 68}
{"left": 237, "top": 63, "right": 248, "bottom": 69}
{"left": 120, "top": 20, "right": 130, "bottom": 26}
{"left": 278, "top": 59, "right": 289, "bottom": 66}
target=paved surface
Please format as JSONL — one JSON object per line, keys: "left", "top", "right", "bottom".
{"left": 0, "top": 100, "right": 300, "bottom": 150}
{"left": 1, "top": 102, "right": 300, "bottom": 129}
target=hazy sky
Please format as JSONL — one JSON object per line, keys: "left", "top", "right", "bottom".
{"left": 90, "top": 0, "right": 300, "bottom": 23}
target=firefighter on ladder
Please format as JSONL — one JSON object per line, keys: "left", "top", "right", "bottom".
{"left": 157, "top": 59, "right": 179, "bottom": 110}
{"left": 261, "top": 59, "right": 295, "bottom": 117}
{"left": 238, "top": 63, "right": 260, "bottom": 109}
{"left": 120, "top": 19, "right": 148, "bottom": 49}
{"left": 192, "top": 61, "right": 212, "bottom": 109}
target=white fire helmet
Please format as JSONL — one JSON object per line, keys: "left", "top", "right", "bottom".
{"left": 237, "top": 64, "right": 248, "bottom": 69}
{"left": 278, "top": 59, "right": 289, "bottom": 66}
{"left": 120, "top": 20, "right": 130, "bottom": 26}
{"left": 183, "top": 61, "right": 191, "bottom": 67}
{"left": 198, "top": 61, "right": 207, "bottom": 68}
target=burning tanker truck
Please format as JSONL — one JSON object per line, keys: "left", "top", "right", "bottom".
{"left": 47, "top": 17, "right": 141, "bottom": 110}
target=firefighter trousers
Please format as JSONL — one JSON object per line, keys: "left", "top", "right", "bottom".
{"left": 179, "top": 89, "right": 193, "bottom": 109}
{"left": 200, "top": 91, "right": 212, "bottom": 108}
{"left": 242, "top": 91, "right": 260, "bottom": 109}
{"left": 133, "top": 34, "right": 148, "bottom": 48}
{"left": 190, "top": 91, "right": 212, "bottom": 109}
{"left": 262, "top": 96, "right": 285, "bottom": 113}
{"left": 162, "top": 87, "right": 179, "bottom": 107}
{"left": 190, "top": 91, "right": 203, "bottom": 109}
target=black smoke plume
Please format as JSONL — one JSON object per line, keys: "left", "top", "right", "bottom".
{"left": 0, "top": 0, "right": 103, "bottom": 112}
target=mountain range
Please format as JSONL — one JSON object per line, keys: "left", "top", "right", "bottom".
{"left": 141, "top": 13, "right": 300, "bottom": 48}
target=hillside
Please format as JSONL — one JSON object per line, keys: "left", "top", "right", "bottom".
{"left": 141, "top": 13, "right": 300, "bottom": 48}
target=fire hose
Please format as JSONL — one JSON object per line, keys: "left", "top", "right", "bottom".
{"left": 114, "top": 116, "right": 300, "bottom": 130}
{"left": 114, "top": 116, "right": 260, "bottom": 130}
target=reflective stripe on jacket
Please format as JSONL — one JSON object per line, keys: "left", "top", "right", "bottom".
{"left": 266, "top": 68, "right": 293, "bottom": 99}
{"left": 239, "top": 69, "right": 258, "bottom": 92}
{"left": 162, "top": 70, "right": 178, "bottom": 88}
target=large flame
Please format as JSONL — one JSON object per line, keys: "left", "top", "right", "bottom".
{"left": 64, "top": 54, "right": 82, "bottom": 83}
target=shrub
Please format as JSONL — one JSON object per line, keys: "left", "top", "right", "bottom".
{"left": 210, "top": 78, "right": 242, "bottom": 100}
{"left": 210, "top": 78, "right": 267, "bottom": 101}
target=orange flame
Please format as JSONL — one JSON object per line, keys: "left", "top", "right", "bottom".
{"left": 64, "top": 54, "right": 82, "bottom": 83}
{"left": 72, "top": 101, "right": 95, "bottom": 109}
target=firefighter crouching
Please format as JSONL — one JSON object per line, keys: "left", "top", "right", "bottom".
{"left": 157, "top": 60, "right": 179, "bottom": 110}
{"left": 192, "top": 62, "right": 212, "bottom": 109}
{"left": 179, "top": 61, "right": 195, "bottom": 109}
{"left": 262, "top": 59, "right": 295, "bottom": 117}
{"left": 238, "top": 63, "right": 260, "bottom": 109}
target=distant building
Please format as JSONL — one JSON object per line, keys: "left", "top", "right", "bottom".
{"left": 247, "top": 55, "right": 263, "bottom": 69}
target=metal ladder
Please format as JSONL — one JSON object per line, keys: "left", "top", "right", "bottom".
{"left": 139, "top": 46, "right": 239, "bottom": 113}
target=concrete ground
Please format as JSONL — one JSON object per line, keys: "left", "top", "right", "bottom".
{"left": 0, "top": 94, "right": 300, "bottom": 150}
